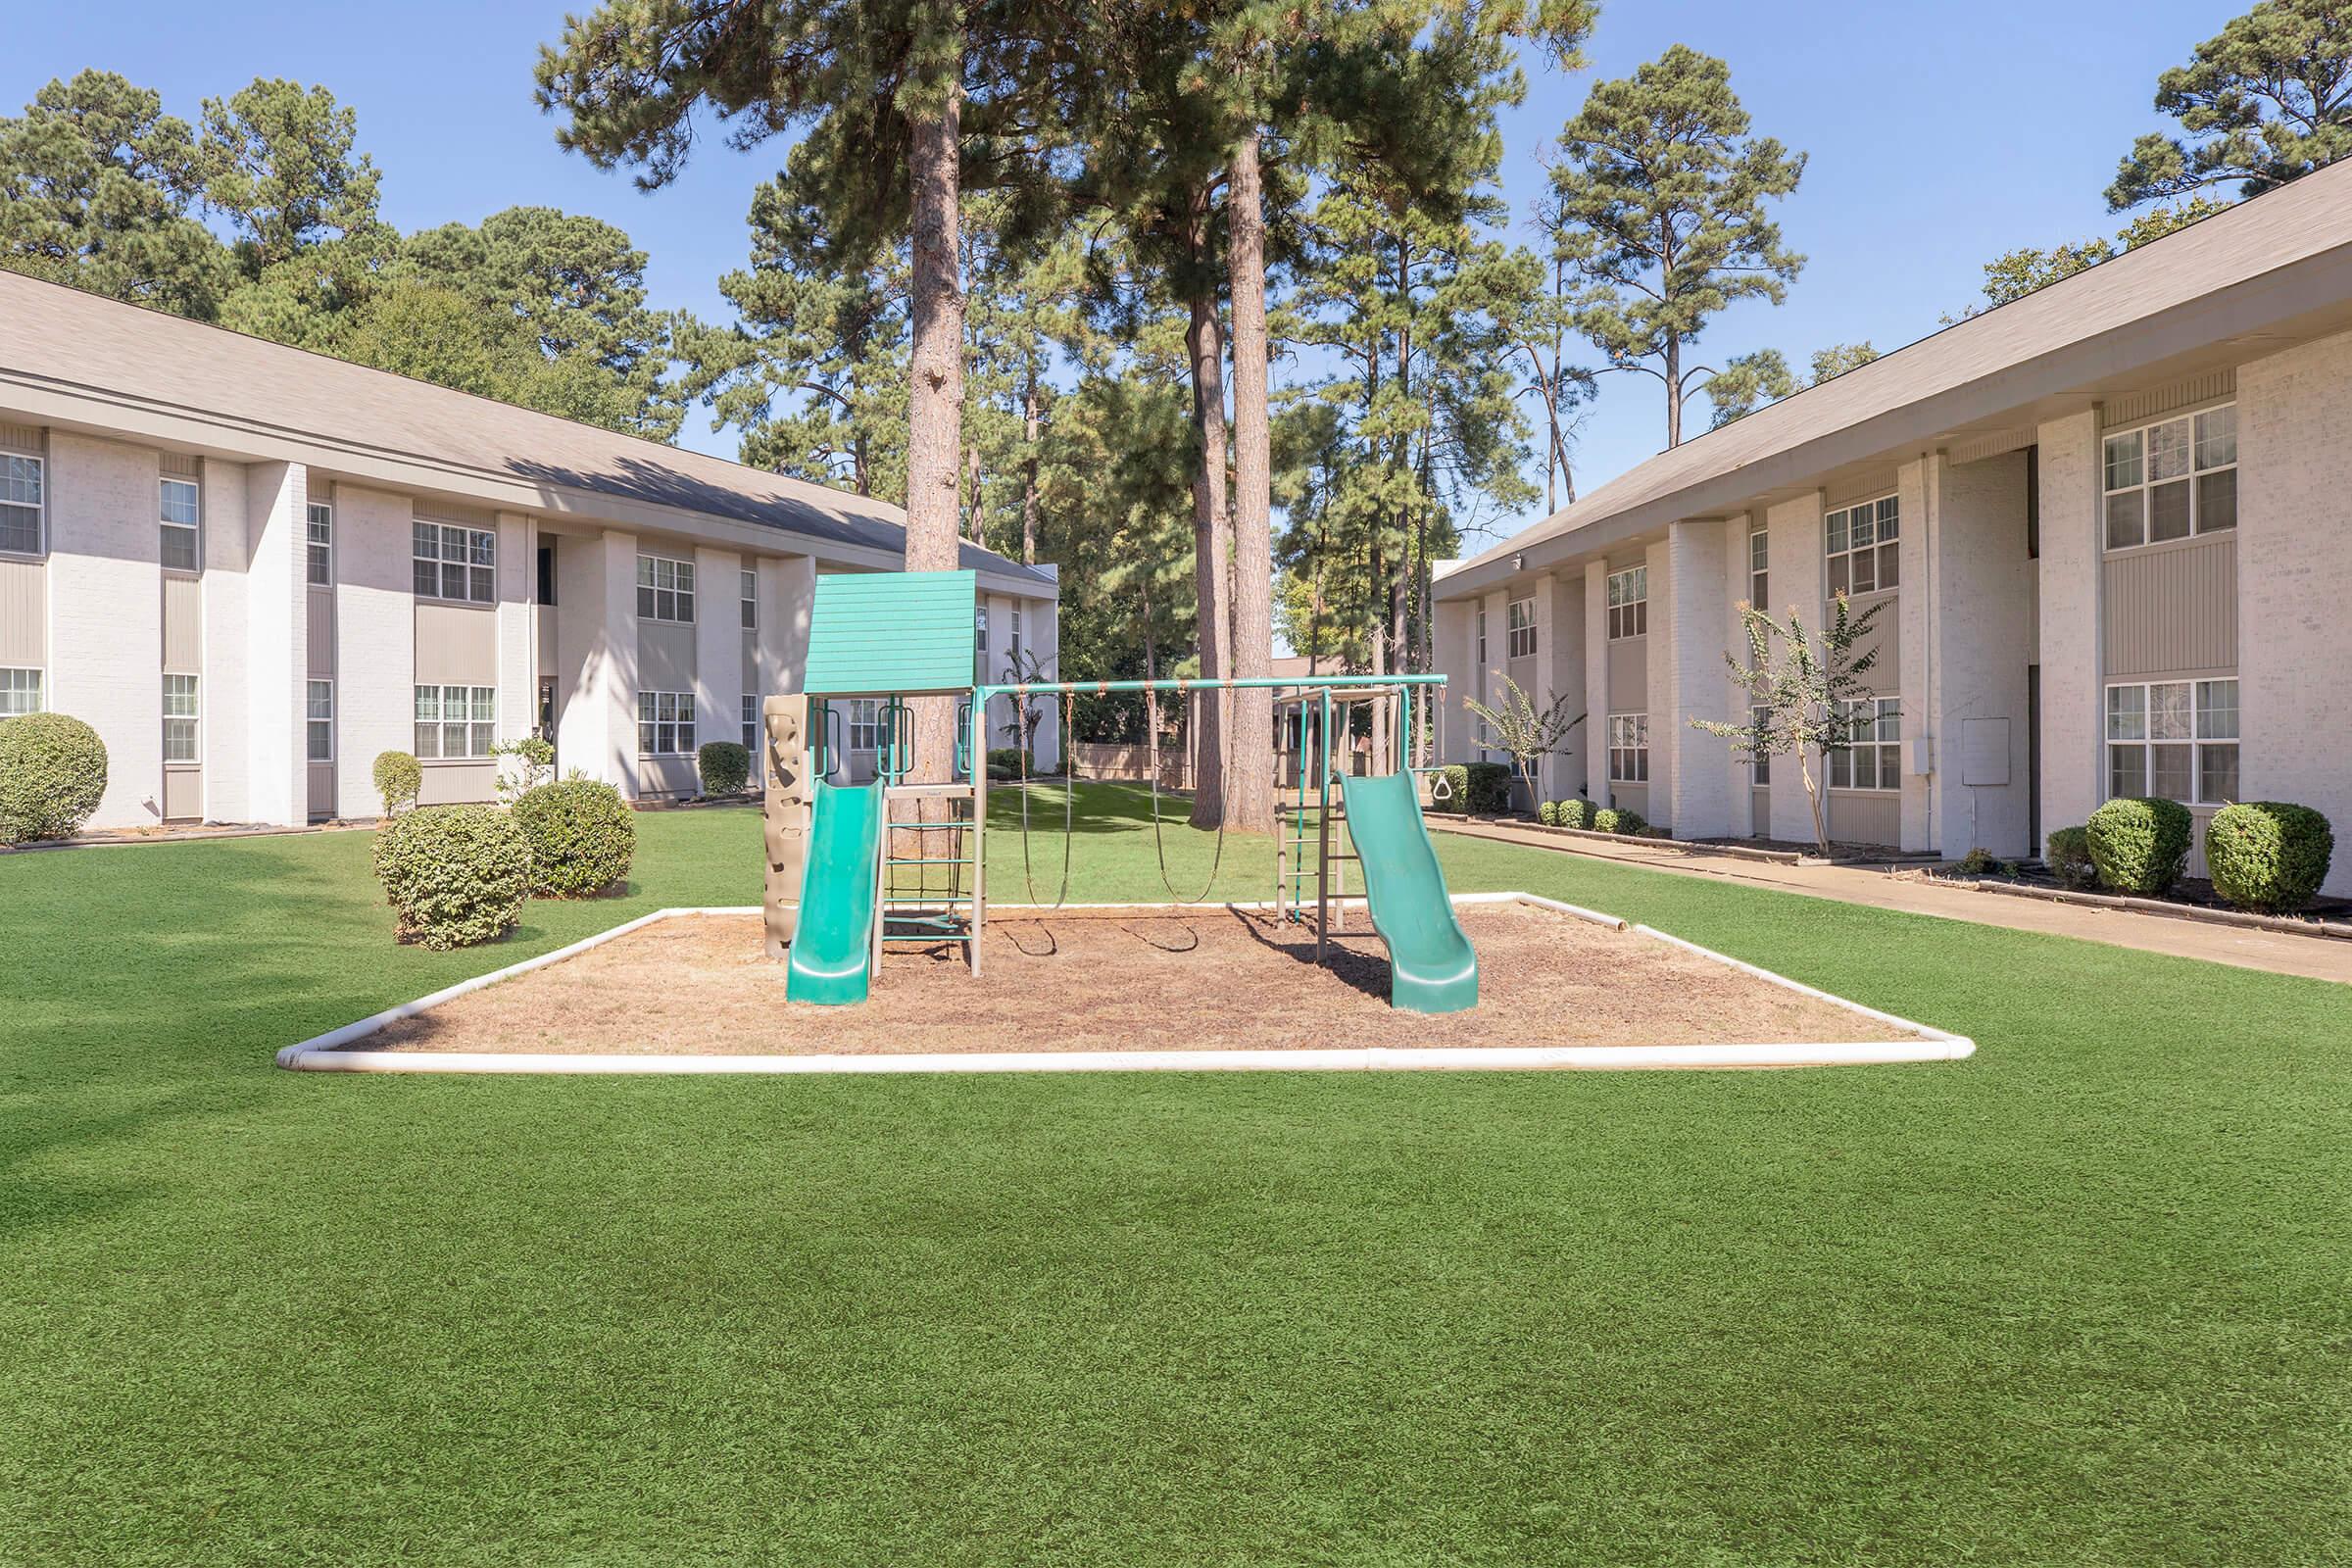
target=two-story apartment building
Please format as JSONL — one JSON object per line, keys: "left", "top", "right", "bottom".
{"left": 0, "top": 270, "right": 1059, "bottom": 831}
{"left": 1436, "top": 160, "right": 2352, "bottom": 895}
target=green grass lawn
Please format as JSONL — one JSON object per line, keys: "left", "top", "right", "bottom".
{"left": 3, "top": 786, "right": 2347, "bottom": 1565}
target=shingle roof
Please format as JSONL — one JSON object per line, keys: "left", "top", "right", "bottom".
{"left": 1445, "top": 157, "right": 2352, "bottom": 596}
{"left": 0, "top": 268, "right": 1054, "bottom": 587}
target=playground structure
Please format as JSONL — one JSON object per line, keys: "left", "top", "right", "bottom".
{"left": 759, "top": 571, "right": 1478, "bottom": 1013}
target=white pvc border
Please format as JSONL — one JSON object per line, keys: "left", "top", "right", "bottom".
{"left": 276, "top": 893, "right": 1973, "bottom": 1075}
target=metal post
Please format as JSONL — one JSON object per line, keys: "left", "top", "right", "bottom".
{"left": 1315, "top": 686, "right": 1332, "bottom": 965}
{"left": 969, "top": 690, "right": 985, "bottom": 977}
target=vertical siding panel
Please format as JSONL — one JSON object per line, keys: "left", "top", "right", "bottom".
{"left": 0, "top": 559, "right": 44, "bottom": 664}
{"left": 161, "top": 576, "right": 203, "bottom": 672}
{"left": 2101, "top": 537, "right": 2237, "bottom": 676}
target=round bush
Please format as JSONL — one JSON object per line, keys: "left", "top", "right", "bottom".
{"left": 2085, "top": 797, "right": 2194, "bottom": 897}
{"left": 2205, "top": 802, "right": 2333, "bottom": 914}
{"left": 0, "top": 712, "right": 109, "bottom": 845}
{"left": 1591, "top": 807, "right": 1646, "bottom": 837}
{"left": 372, "top": 751, "right": 421, "bottom": 816}
{"left": 1539, "top": 800, "right": 1560, "bottom": 826}
{"left": 1464, "top": 762, "right": 1514, "bottom": 815}
{"left": 697, "top": 740, "right": 752, "bottom": 797}
{"left": 2045, "top": 826, "right": 2095, "bottom": 888}
{"left": 1556, "top": 799, "right": 1596, "bottom": 831}
{"left": 370, "top": 805, "right": 530, "bottom": 950}
{"left": 511, "top": 779, "right": 636, "bottom": 898}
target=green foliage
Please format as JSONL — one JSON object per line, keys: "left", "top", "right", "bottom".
{"left": 511, "top": 778, "right": 637, "bottom": 899}
{"left": 1954, "top": 848, "right": 2001, "bottom": 878}
{"left": 1591, "top": 806, "right": 1646, "bottom": 837}
{"left": 1539, "top": 800, "right": 1559, "bottom": 826}
{"left": 371, "top": 751, "right": 420, "bottom": 817}
{"left": 1557, "top": 798, "right": 1596, "bottom": 831}
{"left": 2205, "top": 802, "right": 2334, "bottom": 913}
{"left": 697, "top": 741, "right": 752, "bottom": 798}
{"left": 1694, "top": 597, "right": 1889, "bottom": 856}
{"left": 1464, "top": 762, "right": 1514, "bottom": 815}
{"left": 2086, "top": 797, "right": 2195, "bottom": 897}
{"left": 370, "top": 805, "right": 531, "bottom": 948}
{"left": 2045, "top": 826, "right": 2096, "bottom": 889}
{"left": 491, "top": 735, "right": 556, "bottom": 805}
{"left": 2107, "top": 0, "right": 2352, "bottom": 210}
{"left": 1463, "top": 676, "right": 1584, "bottom": 817}
{"left": 1549, "top": 44, "right": 1807, "bottom": 448}
{"left": 0, "top": 712, "right": 109, "bottom": 846}
{"left": 1959, "top": 198, "right": 2227, "bottom": 318}
{"left": 1434, "top": 763, "right": 1470, "bottom": 810}
{"left": 196, "top": 77, "right": 381, "bottom": 271}
{"left": 1707, "top": 341, "right": 1878, "bottom": 427}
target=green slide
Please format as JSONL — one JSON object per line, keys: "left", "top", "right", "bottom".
{"left": 1338, "top": 770, "right": 1479, "bottom": 1013}
{"left": 786, "top": 779, "right": 886, "bottom": 1005}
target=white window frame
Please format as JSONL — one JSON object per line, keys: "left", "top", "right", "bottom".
{"left": 740, "top": 568, "right": 757, "bottom": 630}
{"left": 1606, "top": 567, "right": 1647, "bottom": 639}
{"left": 163, "top": 673, "right": 201, "bottom": 762}
{"left": 1606, "top": 712, "right": 1648, "bottom": 783}
{"left": 161, "top": 476, "right": 201, "bottom": 574}
{"left": 2103, "top": 404, "right": 2236, "bottom": 552}
{"left": 1827, "top": 698, "right": 1901, "bottom": 791}
{"left": 413, "top": 520, "right": 496, "bottom": 605}
{"left": 741, "top": 694, "right": 760, "bottom": 753}
{"left": 1826, "top": 495, "right": 1898, "bottom": 599}
{"left": 1010, "top": 605, "right": 1024, "bottom": 662}
{"left": 0, "top": 450, "right": 43, "bottom": 557}
{"left": 307, "top": 679, "right": 334, "bottom": 761}
{"left": 1506, "top": 594, "right": 1537, "bottom": 659}
{"left": 1751, "top": 704, "right": 1771, "bottom": 786}
{"left": 1476, "top": 605, "right": 1488, "bottom": 664}
{"left": 636, "top": 690, "right": 696, "bottom": 757}
{"left": 847, "top": 698, "right": 881, "bottom": 755}
{"left": 415, "top": 684, "right": 496, "bottom": 760}
{"left": 1, "top": 666, "right": 44, "bottom": 716}
{"left": 635, "top": 554, "right": 696, "bottom": 623}
{"left": 307, "top": 502, "right": 332, "bottom": 586}
{"left": 1748, "top": 526, "right": 1768, "bottom": 610}
{"left": 2105, "top": 678, "right": 2237, "bottom": 806}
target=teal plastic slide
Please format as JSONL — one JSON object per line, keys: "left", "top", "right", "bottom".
{"left": 1338, "top": 770, "right": 1479, "bottom": 1013}
{"left": 785, "top": 779, "right": 886, "bottom": 1005}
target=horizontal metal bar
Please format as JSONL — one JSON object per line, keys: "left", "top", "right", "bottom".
{"left": 885, "top": 857, "right": 975, "bottom": 867}
{"left": 974, "top": 673, "right": 1446, "bottom": 703}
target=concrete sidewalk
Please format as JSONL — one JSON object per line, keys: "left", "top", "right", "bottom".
{"left": 1433, "top": 819, "right": 2352, "bottom": 986}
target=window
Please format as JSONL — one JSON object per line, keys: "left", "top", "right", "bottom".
{"left": 536, "top": 545, "right": 557, "bottom": 607}
{"left": 742, "top": 694, "right": 760, "bottom": 754}
{"left": 2104, "top": 405, "right": 2236, "bottom": 549}
{"left": 306, "top": 502, "right": 332, "bottom": 586}
{"left": 1827, "top": 698, "right": 1901, "bottom": 791}
{"left": 163, "top": 674, "right": 200, "bottom": 761}
{"left": 1, "top": 666, "right": 43, "bottom": 716}
{"left": 414, "top": 520, "right": 495, "bottom": 604}
{"left": 1506, "top": 595, "right": 1537, "bottom": 659}
{"left": 636, "top": 554, "right": 695, "bottom": 622}
{"left": 1, "top": 452, "right": 42, "bottom": 555}
{"left": 1607, "top": 713, "right": 1648, "bottom": 783}
{"left": 1751, "top": 705, "right": 1771, "bottom": 786}
{"left": 1010, "top": 606, "right": 1024, "bottom": 661}
{"left": 415, "top": 685, "right": 496, "bottom": 760}
{"left": 636, "top": 691, "right": 695, "bottom": 756}
{"left": 1748, "top": 527, "right": 1768, "bottom": 610}
{"left": 975, "top": 605, "right": 990, "bottom": 683}
{"left": 2106, "top": 679, "right": 2237, "bottom": 805}
{"left": 161, "top": 477, "right": 200, "bottom": 572}
{"left": 1476, "top": 605, "right": 1488, "bottom": 664}
{"left": 307, "top": 680, "right": 333, "bottom": 761}
{"left": 740, "top": 568, "right": 757, "bottom": 630}
{"left": 1826, "top": 496, "right": 1898, "bottom": 597}
{"left": 848, "top": 698, "right": 880, "bottom": 754}
{"left": 1606, "top": 566, "right": 1647, "bottom": 639}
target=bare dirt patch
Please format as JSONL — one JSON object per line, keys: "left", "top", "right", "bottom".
{"left": 364, "top": 903, "right": 1913, "bottom": 1057}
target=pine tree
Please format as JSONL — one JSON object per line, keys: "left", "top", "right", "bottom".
{"left": 1547, "top": 45, "right": 1806, "bottom": 449}
{"left": 197, "top": 78, "right": 382, "bottom": 273}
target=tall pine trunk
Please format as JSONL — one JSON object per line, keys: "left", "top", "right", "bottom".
{"left": 1224, "top": 131, "right": 1275, "bottom": 833}
{"left": 906, "top": 71, "right": 963, "bottom": 799}
{"left": 1184, "top": 190, "right": 1231, "bottom": 830}
{"left": 1020, "top": 373, "right": 1041, "bottom": 565}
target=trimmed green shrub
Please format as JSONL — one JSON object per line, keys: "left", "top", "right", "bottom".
{"left": 1435, "top": 764, "right": 1469, "bottom": 809}
{"left": 1556, "top": 798, "right": 1596, "bottom": 831}
{"left": 372, "top": 751, "right": 421, "bottom": 816}
{"left": 1465, "top": 761, "right": 1513, "bottom": 815}
{"left": 1539, "top": 800, "right": 1560, "bottom": 826}
{"left": 0, "top": 712, "right": 109, "bottom": 846}
{"left": 371, "top": 805, "right": 530, "bottom": 949}
{"left": 1954, "top": 847, "right": 2000, "bottom": 877}
{"left": 2085, "top": 797, "right": 2194, "bottom": 897}
{"left": 512, "top": 779, "right": 636, "bottom": 898}
{"left": 2045, "top": 826, "right": 2095, "bottom": 888}
{"left": 698, "top": 740, "right": 752, "bottom": 797}
{"left": 1591, "top": 807, "right": 1647, "bottom": 837}
{"left": 2206, "top": 802, "right": 2333, "bottom": 914}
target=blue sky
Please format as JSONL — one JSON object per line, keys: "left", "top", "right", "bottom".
{"left": 7, "top": 0, "right": 2240, "bottom": 551}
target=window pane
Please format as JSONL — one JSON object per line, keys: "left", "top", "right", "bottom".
{"left": 161, "top": 479, "right": 199, "bottom": 525}
{"left": 1849, "top": 508, "right": 1875, "bottom": 549}
{"left": 2104, "top": 431, "right": 2142, "bottom": 491}
{"left": 2149, "top": 682, "right": 2191, "bottom": 740}
{"left": 161, "top": 525, "right": 199, "bottom": 572}
{"left": 2148, "top": 479, "right": 2191, "bottom": 542}
{"left": 1828, "top": 556, "right": 1848, "bottom": 596}
{"left": 2196, "top": 468, "right": 2236, "bottom": 532}
{"left": 637, "top": 585, "right": 657, "bottom": 618}
{"left": 414, "top": 559, "right": 439, "bottom": 597}
{"left": 308, "top": 680, "right": 332, "bottom": 720}
{"left": 2104, "top": 489, "right": 2144, "bottom": 549}
{"left": 677, "top": 592, "right": 694, "bottom": 622}
{"left": 1876, "top": 496, "right": 1900, "bottom": 539}
{"left": 2106, "top": 685, "right": 2145, "bottom": 741}
{"left": 1852, "top": 746, "right": 1878, "bottom": 791}
{"left": 1829, "top": 750, "right": 1850, "bottom": 789}
{"left": 2196, "top": 680, "right": 2238, "bottom": 740}
{"left": 470, "top": 565, "right": 494, "bottom": 603}
{"left": 0, "top": 503, "right": 37, "bottom": 555}
{"left": 1750, "top": 531, "right": 1768, "bottom": 571}
{"left": 471, "top": 688, "right": 496, "bottom": 721}
{"left": 2148, "top": 743, "right": 2191, "bottom": 802}
{"left": 2199, "top": 743, "right": 2239, "bottom": 805}
{"left": 309, "top": 722, "right": 331, "bottom": 762}
{"left": 468, "top": 530, "right": 494, "bottom": 565}
{"left": 1878, "top": 543, "right": 1900, "bottom": 589}
{"left": 1850, "top": 548, "right": 1875, "bottom": 595}
{"left": 2147, "top": 417, "right": 2190, "bottom": 482}
{"left": 443, "top": 563, "right": 467, "bottom": 600}
{"left": 2194, "top": 406, "right": 2236, "bottom": 469}
{"left": 1826, "top": 510, "right": 1848, "bottom": 555}
{"left": 416, "top": 724, "right": 440, "bottom": 760}
{"left": 2107, "top": 744, "right": 2140, "bottom": 800}
{"left": 638, "top": 721, "right": 657, "bottom": 754}
{"left": 470, "top": 722, "right": 495, "bottom": 757}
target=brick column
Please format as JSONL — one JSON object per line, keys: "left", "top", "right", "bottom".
{"left": 1642, "top": 537, "right": 1673, "bottom": 827}
{"left": 495, "top": 511, "right": 535, "bottom": 785}
{"left": 694, "top": 544, "right": 742, "bottom": 776}
{"left": 241, "top": 461, "right": 308, "bottom": 825}
{"left": 1766, "top": 491, "right": 1826, "bottom": 845}
{"left": 2034, "top": 412, "right": 2102, "bottom": 838}
{"left": 1544, "top": 568, "right": 1585, "bottom": 800}
{"left": 1896, "top": 455, "right": 1936, "bottom": 851}
{"left": 556, "top": 528, "right": 638, "bottom": 796}
{"left": 1584, "top": 561, "right": 1608, "bottom": 806}
{"left": 1664, "top": 518, "right": 1736, "bottom": 839}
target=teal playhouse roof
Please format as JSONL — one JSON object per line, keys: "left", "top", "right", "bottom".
{"left": 803, "top": 569, "right": 978, "bottom": 697}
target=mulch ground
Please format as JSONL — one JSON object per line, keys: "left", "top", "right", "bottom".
{"left": 365, "top": 902, "right": 1912, "bottom": 1056}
